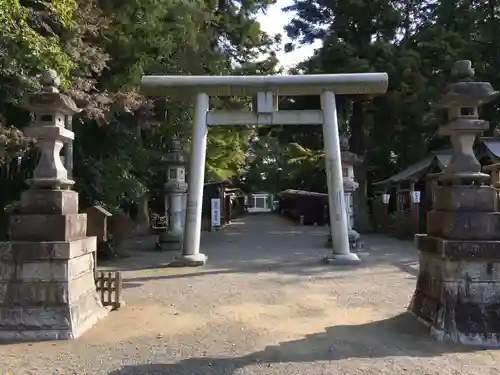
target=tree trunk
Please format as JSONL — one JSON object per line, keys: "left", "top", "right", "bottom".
{"left": 131, "top": 119, "right": 151, "bottom": 235}
{"left": 132, "top": 193, "right": 151, "bottom": 235}
{"left": 349, "top": 100, "right": 373, "bottom": 233}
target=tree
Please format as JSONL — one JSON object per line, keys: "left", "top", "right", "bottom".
{"left": 0, "top": 0, "right": 282, "bottom": 230}
{"left": 280, "top": 0, "right": 500, "bottom": 231}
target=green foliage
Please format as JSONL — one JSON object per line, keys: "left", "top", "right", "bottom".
{"left": 234, "top": 0, "right": 500, "bottom": 235}
{"left": 206, "top": 127, "right": 247, "bottom": 180}
{"left": 238, "top": 135, "right": 326, "bottom": 193}
{"left": 11, "top": 0, "right": 500, "bottom": 223}
{"left": 0, "top": 125, "right": 30, "bottom": 164}
{"left": 271, "top": 0, "right": 500, "bottom": 189}
{"left": 0, "top": 0, "right": 280, "bottom": 218}
{"left": 0, "top": 0, "right": 76, "bottom": 86}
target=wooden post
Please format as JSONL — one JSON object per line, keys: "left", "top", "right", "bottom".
{"left": 396, "top": 184, "right": 402, "bottom": 212}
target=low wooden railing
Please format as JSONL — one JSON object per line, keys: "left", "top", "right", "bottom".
{"left": 95, "top": 271, "right": 124, "bottom": 310}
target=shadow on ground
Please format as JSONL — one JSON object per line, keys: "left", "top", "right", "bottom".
{"left": 118, "top": 250, "right": 417, "bottom": 290}
{"left": 105, "top": 214, "right": 418, "bottom": 288}
{"left": 108, "top": 313, "right": 475, "bottom": 375}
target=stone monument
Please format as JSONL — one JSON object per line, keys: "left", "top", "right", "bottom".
{"left": 410, "top": 60, "right": 500, "bottom": 346}
{"left": 0, "top": 70, "right": 108, "bottom": 341}
{"left": 327, "top": 133, "right": 360, "bottom": 249}
{"left": 158, "top": 136, "right": 188, "bottom": 251}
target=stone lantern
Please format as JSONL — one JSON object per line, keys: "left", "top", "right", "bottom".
{"left": 410, "top": 60, "right": 500, "bottom": 346}
{"left": 0, "top": 70, "right": 108, "bottom": 341}
{"left": 340, "top": 133, "right": 360, "bottom": 245}
{"left": 327, "top": 133, "right": 360, "bottom": 248}
{"left": 24, "top": 70, "right": 79, "bottom": 188}
{"left": 158, "top": 135, "right": 188, "bottom": 251}
{"left": 438, "top": 60, "right": 493, "bottom": 184}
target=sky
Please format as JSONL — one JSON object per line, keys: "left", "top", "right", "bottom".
{"left": 256, "top": 0, "right": 322, "bottom": 70}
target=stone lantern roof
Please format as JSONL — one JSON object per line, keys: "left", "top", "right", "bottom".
{"left": 440, "top": 61, "right": 498, "bottom": 108}
{"left": 22, "top": 69, "right": 81, "bottom": 115}
{"left": 339, "top": 133, "right": 359, "bottom": 165}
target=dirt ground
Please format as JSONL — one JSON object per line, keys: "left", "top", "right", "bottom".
{"left": 0, "top": 214, "right": 499, "bottom": 375}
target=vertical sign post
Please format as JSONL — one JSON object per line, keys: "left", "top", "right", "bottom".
{"left": 411, "top": 191, "right": 421, "bottom": 234}
{"left": 211, "top": 198, "right": 221, "bottom": 231}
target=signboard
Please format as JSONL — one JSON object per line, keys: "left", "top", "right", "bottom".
{"left": 211, "top": 198, "right": 221, "bottom": 227}
{"left": 382, "top": 193, "right": 390, "bottom": 204}
{"left": 412, "top": 191, "right": 421, "bottom": 204}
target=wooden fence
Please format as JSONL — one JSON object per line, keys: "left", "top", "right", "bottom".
{"left": 95, "top": 271, "right": 124, "bottom": 310}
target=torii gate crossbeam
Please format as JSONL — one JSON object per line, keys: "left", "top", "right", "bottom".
{"left": 141, "top": 73, "right": 389, "bottom": 266}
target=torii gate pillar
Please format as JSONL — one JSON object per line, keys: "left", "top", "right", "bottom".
{"left": 141, "top": 74, "right": 388, "bottom": 266}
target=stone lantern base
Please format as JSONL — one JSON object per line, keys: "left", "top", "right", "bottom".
{"left": 158, "top": 232, "right": 183, "bottom": 251}
{"left": 410, "top": 185, "right": 500, "bottom": 347}
{"left": 0, "top": 190, "right": 108, "bottom": 341}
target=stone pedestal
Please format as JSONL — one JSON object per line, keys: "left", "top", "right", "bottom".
{"left": 327, "top": 231, "right": 360, "bottom": 249}
{"left": 0, "top": 190, "right": 107, "bottom": 341}
{"left": 158, "top": 137, "right": 188, "bottom": 252}
{"left": 168, "top": 253, "right": 208, "bottom": 267}
{"left": 410, "top": 185, "right": 500, "bottom": 346}
{"left": 158, "top": 232, "right": 182, "bottom": 251}
{"left": 343, "top": 181, "right": 361, "bottom": 249}
{"left": 159, "top": 189, "right": 186, "bottom": 251}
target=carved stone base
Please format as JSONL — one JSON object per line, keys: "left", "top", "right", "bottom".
{"left": 410, "top": 234, "right": 500, "bottom": 347}
{"left": 326, "top": 230, "right": 360, "bottom": 249}
{"left": 0, "top": 292, "right": 108, "bottom": 341}
{"left": 168, "top": 253, "right": 207, "bottom": 267}
{"left": 0, "top": 237, "right": 108, "bottom": 342}
{"left": 158, "top": 232, "right": 182, "bottom": 251}
{"left": 324, "top": 252, "right": 361, "bottom": 265}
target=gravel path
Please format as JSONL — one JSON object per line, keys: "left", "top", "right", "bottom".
{"left": 1, "top": 214, "right": 499, "bottom": 375}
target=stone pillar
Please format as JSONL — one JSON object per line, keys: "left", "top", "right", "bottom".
{"left": 181, "top": 192, "right": 187, "bottom": 228}
{"left": 64, "top": 115, "right": 73, "bottom": 178}
{"left": 410, "top": 60, "right": 500, "bottom": 347}
{"left": 169, "top": 93, "right": 208, "bottom": 267}
{"left": 327, "top": 134, "right": 360, "bottom": 248}
{"left": 0, "top": 70, "right": 108, "bottom": 341}
{"left": 158, "top": 136, "right": 188, "bottom": 251}
{"left": 321, "top": 91, "right": 360, "bottom": 264}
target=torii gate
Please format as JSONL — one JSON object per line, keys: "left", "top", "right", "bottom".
{"left": 141, "top": 73, "right": 388, "bottom": 266}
